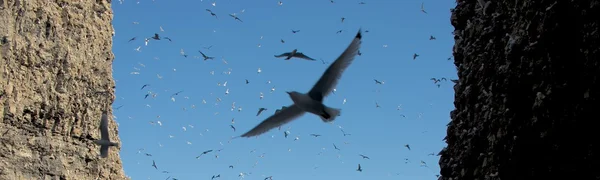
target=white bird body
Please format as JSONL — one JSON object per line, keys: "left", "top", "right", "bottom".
{"left": 287, "top": 91, "right": 340, "bottom": 121}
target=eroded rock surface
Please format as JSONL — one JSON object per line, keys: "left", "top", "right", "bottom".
{"left": 0, "top": 0, "right": 126, "bottom": 179}
{"left": 440, "top": 0, "right": 600, "bottom": 180}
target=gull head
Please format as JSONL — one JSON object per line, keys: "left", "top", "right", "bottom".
{"left": 286, "top": 91, "right": 306, "bottom": 103}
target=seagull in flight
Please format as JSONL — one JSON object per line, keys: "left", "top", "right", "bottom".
{"left": 256, "top": 108, "right": 268, "bottom": 116}
{"left": 199, "top": 51, "right": 215, "bottom": 60}
{"left": 152, "top": 160, "right": 158, "bottom": 170}
{"left": 94, "top": 111, "right": 119, "bottom": 158}
{"left": 274, "top": 49, "right": 316, "bottom": 61}
{"left": 421, "top": 2, "right": 428, "bottom": 14}
{"left": 229, "top": 13, "right": 243, "bottom": 22}
{"left": 206, "top": 9, "right": 218, "bottom": 19}
{"left": 240, "top": 29, "right": 362, "bottom": 137}
{"left": 359, "top": 154, "right": 370, "bottom": 159}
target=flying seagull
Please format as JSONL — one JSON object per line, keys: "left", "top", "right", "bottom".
{"left": 199, "top": 51, "right": 215, "bottom": 60}
{"left": 274, "top": 49, "right": 316, "bottom": 61}
{"left": 94, "top": 110, "right": 119, "bottom": 158}
{"left": 240, "top": 29, "right": 362, "bottom": 137}
{"left": 152, "top": 160, "right": 158, "bottom": 169}
{"left": 256, "top": 108, "right": 268, "bottom": 116}
{"left": 421, "top": 2, "right": 428, "bottom": 14}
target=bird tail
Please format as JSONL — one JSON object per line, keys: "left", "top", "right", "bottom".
{"left": 320, "top": 106, "right": 341, "bottom": 122}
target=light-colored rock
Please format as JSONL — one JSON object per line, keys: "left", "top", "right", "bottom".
{"left": 0, "top": 0, "right": 126, "bottom": 179}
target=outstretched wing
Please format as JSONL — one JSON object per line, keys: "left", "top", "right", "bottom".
{"left": 100, "top": 111, "right": 110, "bottom": 140}
{"left": 274, "top": 52, "right": 292, "bottom": 58}
{"left": 295, "top": 53, "right": 316, "bottom": 61}
{"left": 241, "top": 104, "right": 305, "bottom": 137}
{"left": 199, "top": 51, "right": 208, "bottom": 58}
{"left": 308, "top": 29, "right": 362, "bottom": 101}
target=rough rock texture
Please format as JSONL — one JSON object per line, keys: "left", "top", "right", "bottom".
{"left": 439, "top": 0, "right": 600, "bottom": 180}
{"left": 0, "top": 0, "right": 127, "bottom": 179}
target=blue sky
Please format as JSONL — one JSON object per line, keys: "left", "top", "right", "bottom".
{"left": 111, "top": 0, "right": 456, "bottom": 179}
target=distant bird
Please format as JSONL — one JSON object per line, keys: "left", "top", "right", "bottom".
{"left": 206, "top": 9, "right": 218, "bottom": 19}
{"left": 152, "top": 160, "right": 158, "bottom": 170}
{"left": 310, "top": 134, "right": 322, "bottom": 137}
{"left": 240, "top": 29, "right": 362, "bottom": 137}
{"left": 211, "top": 174, "right": 221, "bottom": 180}
{"left": 229, "top": 165, "right": 234, "bottom": 168}
{"left": 151, "top": 33, "right": 161, "bottom": 40}
{"left": 128, "top": 37, "right": 136, "bottom": 42}
{"left": 341, "top": 129, "right": 351, "bottom": 136}
{"left": 230, "top": 125, "right": 236, "bottom": 132}
{"left": 336, "top": 30, "right": 343, "bottom": 34}
{"left": 280, "top": 39, "right": 285, "bottom": 43}
{"left": 245, "top": 79, "right": 250, "bottom": 84}
{"left": 145, "top": 153, "right": 152, "bottom": 156}
{"left": 359, "top": 154, "right": 370, "bottom": 159}
{"left": 357, "top": 164, "right": 362, "bottom": 172}
{"left": 429, "top": 35, "right": 436, "bottom": 40}
{"left": 420, "top": 2, "right": 428, "bottom": 14}
{"left": 140, "top": 84, "right": 150, "bottom": 90}
{"left": 203, "top": 45, "right": 214, "bottom": 50}
{"left": 284, "top": 131, "right": 290, "bottom": 138}
{"left": 359, "top": 1, "right": 366, "bottom": 4}
{"left": 196, "top": 150, "right": 213, "bottom": 158}
{"left": 274, "top": 49, "right": 316, "bottom": 61}
{"left": 256, "top": 108, "right": 268, "bottom": 116}
{"left": 199, "top": 51, "right": 215, "bottom": 60}
{"left": 374, "top": 79, "right": 384, "bottom": 84}
{"left": 404, "top": 144, "right": 411, "bottom": 150}
{"left": 357, "top": 50, "right": 362, "bottom": 56}
{"left": 164, "top": 37, "right": 173, "bottom": 42}
{"left": 341, "top": 17, "right": 345, "bottom": 23}
{"left": 291, "top": 29, "right": 300, "bottom": 33}
{"left": 94, "top": 111, "right": 119, "bottom": 158}
{"left": 229, "top": 13, "right": 243, "bottom": 22}
{"left": 320, "top": 58, "right": 328, "bottom": 64}
{"left": 171, "top": 91, "right": 184, "bottom": 97}
{"left": 333, "top": 143, "right": 341, "bottom": 150}
{"left": 413, "top": 53, "right": 419, "bottom": 60}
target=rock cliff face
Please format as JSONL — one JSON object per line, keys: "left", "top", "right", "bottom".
{"left": 440, "top": 0, "right": 600, "bottom": 179}
{"left": 0, "top": 0, "right": 126, "bottom": 179}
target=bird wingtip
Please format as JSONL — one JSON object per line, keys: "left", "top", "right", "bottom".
{"left": 356, "top": 28, "right": 362, "bottom": 39}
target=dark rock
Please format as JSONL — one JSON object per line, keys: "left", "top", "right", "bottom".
{"left": 441, "top": 0, "right": 600, "bottom": 179}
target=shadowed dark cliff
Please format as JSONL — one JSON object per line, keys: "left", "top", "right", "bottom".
{"left": 0, "top": 0, "right": 127, "bottom": 179}
{"left": 440, "top": 0, "right": 600, "bottom": 179}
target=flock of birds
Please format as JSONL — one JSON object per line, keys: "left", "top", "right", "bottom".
{"left": 91, "top": 1, "right": 456, "bottom": 179}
